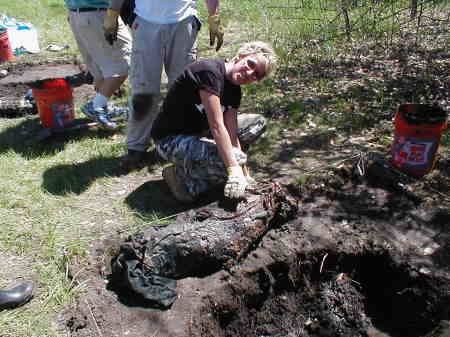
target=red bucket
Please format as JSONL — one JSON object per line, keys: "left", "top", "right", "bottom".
{"left": 0, "top": 30, "right": 15, "bottom": 63}
{"left": 390, "top": 104, "right": 448, "bottom": 177}
{"left": 32, "top": 79, "right": 75, "bottom": 128}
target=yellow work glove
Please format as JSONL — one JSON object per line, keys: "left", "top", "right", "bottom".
{"left": 103, "top": 9, "right": 120, "bottom": 45}
{"left": 207, "top": 14, "right": 224, "bottom": 52}
{"left": 224, "top": 165, "right": 248, "bottom": 199}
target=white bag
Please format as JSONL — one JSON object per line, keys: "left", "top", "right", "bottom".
{"left": 9, "top": 25, "right": 40, "bottom": 54}
{"left": 0, "top": 14, "right": 40, "bottom": 54}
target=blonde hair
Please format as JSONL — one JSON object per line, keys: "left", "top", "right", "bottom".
{"left": 235, "top": 41, "right": 278, "bottom": 78}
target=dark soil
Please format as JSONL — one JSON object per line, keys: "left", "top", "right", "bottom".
{"left": 0, "top": 61, "right": 94, "bottom": 118}
{"left": 62, "top": 159, "right": 450, "bottom": 337}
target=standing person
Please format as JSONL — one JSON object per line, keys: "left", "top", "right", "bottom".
{"left": 65, "top": 0, "right": 132, "bottom": 130}
{"left": 151, "top": 41, "right": 278, "bottom": 203}
{"left": 104, "top": 0, "right": 224, "bottom": 170}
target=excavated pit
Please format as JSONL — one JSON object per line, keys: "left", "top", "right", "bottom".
{"left": 354, "top": 253, "right": 445, "bottom": 337}
{"left": 189, "top": 244, "right": 449, "bottom": 337}
{"left": 62, "top": 156, "right": 450, "bottom": 337}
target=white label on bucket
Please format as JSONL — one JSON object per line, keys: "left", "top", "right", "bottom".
{"left": 392, "top": 137, "right": 437, "bottom": 169}
{"left": 51, "top": 102, "right": 74, "bottom": 128}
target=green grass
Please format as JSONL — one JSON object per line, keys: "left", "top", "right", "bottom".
{"left": 0, "top": 0, "right": 78, "bottom": 61}
{"left": 0, "top": 0, "right": 449, "bottom": 336}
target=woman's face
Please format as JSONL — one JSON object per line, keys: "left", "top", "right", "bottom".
{"left": 228, "top": 54, "right": 267, "bottom": 85}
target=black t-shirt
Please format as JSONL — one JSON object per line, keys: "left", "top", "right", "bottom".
{"left": 151, "top": 59, "right": 242, "bottom": 140}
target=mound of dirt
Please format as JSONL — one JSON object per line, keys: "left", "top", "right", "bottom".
{"left": 61, "top": 160, "right": 450, "bottom": 337}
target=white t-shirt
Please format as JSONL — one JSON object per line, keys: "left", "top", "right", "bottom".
{"left": 135, "top": 0, "right": 198, "bottom": 24}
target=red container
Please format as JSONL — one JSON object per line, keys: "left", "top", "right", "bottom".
{"left": 0, "top": 30, "right": 15, "bottom": 63}
{"left": 390, "top": 104, "right": 448, "bottom": 177}
{"left": 32, "top": 79, "right": 75, "bottom": 128}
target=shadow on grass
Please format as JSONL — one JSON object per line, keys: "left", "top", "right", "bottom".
{"left": 124, "top": 180, "right": 225, "bottom": 219}
{"left": 0, "top": 117, "right": 119, "bottom": 159}
{"left": 43, "top": 157, "right": 206, "bottom": 218}
{"left": 42, "top": 155, "right": 122, "bottom": 195}
{"left": 125, "top": 180, "right": 192, "bottom": 218}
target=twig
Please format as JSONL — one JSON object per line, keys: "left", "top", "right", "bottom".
{"left": 126, "top": 211, "right": 185, "bottom": 231}
{"left": 146, "top": 211, "right": 184, "bottom": 226}
{"left": 68, "top": 267, "right": 87, "bottom": 289}
{"left": 86, "top": 299, "right": 103, "bottom": 337}
{"left": 70, "top": 204, "right": 116, "bottom": 216}
{"left": 117, "top": 211, "right": 185, "bottom": 235}
{"left": 65, "top": 260, "right": 69, "bottom": 280}
{"left": 423, "top": 184, "right": 450, "bottom": 202}
{"left": 350, "top": 278, "right": 361, "bottom": 286}
{"left": 319, "top": 253, "right": 329, "bottom": 274}
{"left": 302, "top": 154, "right": 360, "bottom": 174}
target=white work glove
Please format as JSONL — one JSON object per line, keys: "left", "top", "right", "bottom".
{"left": 224, "top": 165, "right": 248, "bottom": 199}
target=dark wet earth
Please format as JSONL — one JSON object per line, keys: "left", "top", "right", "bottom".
{"left": 63, "top": 162, "right": 450, "bottom": 337}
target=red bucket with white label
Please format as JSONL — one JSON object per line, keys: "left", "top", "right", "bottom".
{"left": 32, "top": 79, "right": 74, "bottom": 128}
{"left": 390, "top": 104, "right": 448, "bottom": 177}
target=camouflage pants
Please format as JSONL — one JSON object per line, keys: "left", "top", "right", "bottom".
{"left": 155, "top": 114, "right": 266, "bottom": 197}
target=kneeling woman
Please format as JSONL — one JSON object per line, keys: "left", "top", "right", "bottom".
{"left": 151, "top": 41, "right": 278, "bottom": 203}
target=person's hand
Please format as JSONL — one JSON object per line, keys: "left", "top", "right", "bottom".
{"left": 103, "top": 9, "right": 120, "bottom": 45}
{"left": 224, "top": 166, "right": 248, "bottom": 199}
{"left": 207, "top": 14, "right": 224, "bottom": 51}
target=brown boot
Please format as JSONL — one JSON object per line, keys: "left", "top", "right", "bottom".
{"left": 162, "top": 165, "right": 195, "bottom": 203}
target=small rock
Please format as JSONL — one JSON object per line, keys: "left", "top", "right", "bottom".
{"left": 0, "top": 69, "right": 8, "bottom": 77}
{"left": 423, "top": 247, "right": 435, "bottom": 255}
{"left": 419, "top": 267, "right": 432, "bottom": 275}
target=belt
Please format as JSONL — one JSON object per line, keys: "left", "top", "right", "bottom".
{"left": 70, "top": 8, "right": 106, "bottom": 12}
